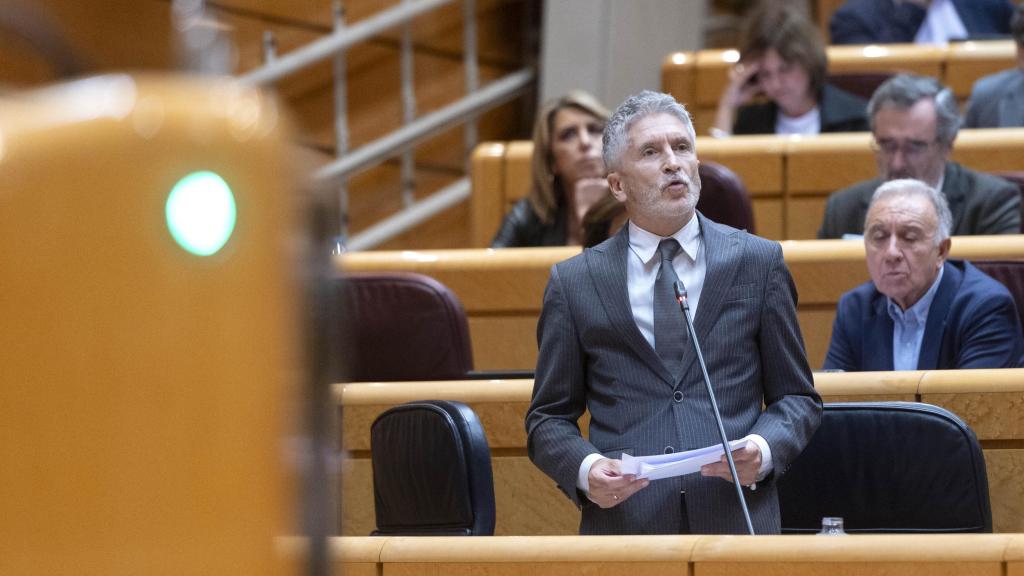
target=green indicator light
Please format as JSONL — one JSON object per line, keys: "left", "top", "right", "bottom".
{"left": 165, "top": 171, "right": 237, "bottom": 256}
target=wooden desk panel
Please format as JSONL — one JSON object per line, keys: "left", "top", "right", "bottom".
{"left": 305, "top": 535, "right": 1024, "bottom": 576}
{"left": 337, "top": 371, "right": 1024, "bottom": 536}
{"left": 341, "top": 237, "right": 1024, "bottom": 370}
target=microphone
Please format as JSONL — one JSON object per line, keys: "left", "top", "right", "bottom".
{"left": 673, "top": 281, "right": 755, "bottom": 535}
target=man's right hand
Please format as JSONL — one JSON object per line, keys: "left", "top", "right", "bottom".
{"left": 587, "top": 458, "right": 650, "bottom": 508}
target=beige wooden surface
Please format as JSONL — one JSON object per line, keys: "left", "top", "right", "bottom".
{"left": 340, "top": 235, "right": 1024, "bottom": 371}
{"left": 470, "top": 128, "right": 1024, "bottom": 244}
{"left": 337, "top": 370, "right": 1024, "bottom": 536}
{"left": 285, "top": 534, "right": 1024, "bottom": 576}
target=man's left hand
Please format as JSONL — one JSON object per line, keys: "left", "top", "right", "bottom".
{"left": 700, "top": 442, "right": 761, "bottom": 485}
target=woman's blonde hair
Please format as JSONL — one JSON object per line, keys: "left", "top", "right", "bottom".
{"left": 528, "top": 90, "right": 610, "bottom": 224}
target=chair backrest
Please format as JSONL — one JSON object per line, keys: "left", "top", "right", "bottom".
{"left": 370, "top": 400, "right": 496, "bottom": 536}
{"left": 778, "top": 402, "right": 991, "bottom": 533}
{"left": 971, "top": 260, "right": 1024, "bottom": 329}
{"left": 827, "top": 72, "right": 894, "bottom": 100}
{"left": 340, "top": 272, "right": 473, "bottom": 381}
{"left": 696, "top": 161, "right": 756, "bottom": 233}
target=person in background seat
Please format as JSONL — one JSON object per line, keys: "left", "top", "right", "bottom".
{"left": 818, "top": 74, "right": 1020, "bottom": 239}
{"left": 712, "top": 4, "right": 868, "bottom": 138}
{"left": 825, "top": 179, "right": 1024, "bottom": 371}
{"left": 965, "top": 3, "right": 1024, "bottom": 128}
{"left": 491, "top": 90, "right": 611, "bottom": 247}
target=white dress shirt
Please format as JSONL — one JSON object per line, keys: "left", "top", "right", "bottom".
{"left": 775, "top": 106, "right": 822, "bottom": 135}
{"left": 915, "top": 0, "right": 969, "bottom": 44}
{"left": 577, "top": 216, "right": 772, "bottom": 494}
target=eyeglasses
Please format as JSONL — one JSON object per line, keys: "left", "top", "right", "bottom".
{"left": 871, "top": 137, "right": 940, "bottom": 159}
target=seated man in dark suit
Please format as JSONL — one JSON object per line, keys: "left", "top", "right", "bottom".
{"left": 964, "top": 3, "right": 1024, "bottom": 128}
{"left": 825, "top": 179, "right": 1024, "bottom": 371}
{"left": 829, "top": 0, "right": 1014, "bottom": 45}
{"left": 818, "top": 74, "right": 1020, "bottom": 239}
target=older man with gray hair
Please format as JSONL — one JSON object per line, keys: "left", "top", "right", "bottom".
{"left": 526, "top": 90, "right": 820, "bottom": 535}
{"left": 818, "top": 74, "right": 1020, "bottom": 239}
{"left": 824, "top": 179, "right": 1024, "bottom": 371}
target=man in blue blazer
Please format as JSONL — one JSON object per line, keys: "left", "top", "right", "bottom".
{"left": 526, "top": 91, "right": 821, "bottom": 535}
{"left": 825, "top": 179, "right": 1024, "bottom": 371}
{"left": 830, "top": 0, "right": 1014, "bottom": 45}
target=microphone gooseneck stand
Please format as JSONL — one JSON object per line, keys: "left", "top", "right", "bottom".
{"left": 673, "top": 281, "right": 755, "bottom": 535}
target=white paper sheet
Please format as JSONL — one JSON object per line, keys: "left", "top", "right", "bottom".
{"left": 619, "top": 439, "right": 749, "bottom": 481}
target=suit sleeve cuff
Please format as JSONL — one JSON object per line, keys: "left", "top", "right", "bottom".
{"left": 745, "top": 433, "right": 772, "bottom": 481}
{"left": 577, "top": 453, "right": 604, "bottom": 494}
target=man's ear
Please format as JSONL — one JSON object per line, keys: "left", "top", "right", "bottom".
{"left": 608, "top": 172, "right": 627, "bottom": 203}
{"left": 937, "top": 237, "right": 952, "bottom": 263}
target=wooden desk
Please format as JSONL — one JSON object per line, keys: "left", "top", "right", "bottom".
{"left": 471, "top": 128, "right": 1024, "bottom": 243}
{"left": 340, "top": 236, "right": 1024, "bottom": 371}
{"left": 283, "top": 534, "right": 1024, "bottom": 576}
{"left": 337, "top": 369, "right": 1024, "bottom": 536}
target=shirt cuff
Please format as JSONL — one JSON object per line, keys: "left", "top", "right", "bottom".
{"left": 577, "top": 453, "right": 605, "bottom": 493}
{"left": 744, "top": 433, "right": 772, "bottom": 481}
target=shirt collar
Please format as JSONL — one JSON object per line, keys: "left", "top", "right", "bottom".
{"left": 887, "top": 265, "right": 945, "bottom": 324}
{"left": 627, "top": 214, "right": 702, "bottom": 266}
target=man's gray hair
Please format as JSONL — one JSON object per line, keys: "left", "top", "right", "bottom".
{"left": 603, "top": 90, "right": 696, "bottom": 171}
{"left": 867, "top": 178, "right": 953, "bottom": 243}
{"left": 867, "top": 74, "right": 961, "bottom": 146}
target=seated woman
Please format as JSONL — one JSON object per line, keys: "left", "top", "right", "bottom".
{"left": 491, "top": 90, "right": 610, "bottom": 247}
{"left": 712, "top": 5, "right": 869, "bottom": 137}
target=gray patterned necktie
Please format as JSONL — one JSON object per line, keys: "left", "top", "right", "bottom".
{"left": 654, "top": 238, "right": 686, "bottom": 373}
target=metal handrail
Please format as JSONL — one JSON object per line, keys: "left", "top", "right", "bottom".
{"left": 239, "top": 0, "right": 534, "bottom": 249}
{"left": 239, "top": 0, "right": 455, "bottom": 87}
{"left": 314, "top": 69, "right": 533, "bottom": 182}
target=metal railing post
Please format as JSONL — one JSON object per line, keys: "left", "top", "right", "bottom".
{"left": 400, "top": 0, "right": 417, "bottom": 208}
{"left": 462, "top": 0, "right": 479, "bottom": 164}
{"left": 333, "top": 1, "right": 351, "bottom": 241}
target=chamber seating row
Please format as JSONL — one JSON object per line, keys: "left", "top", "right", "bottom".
{"left": 285, "top": 533, "right": 1024, "bottom": 576}
{"left": 662, "top": 40, "right": 1017, "bottom": 134}
{"left": 339, "top": 236, "right": 1024, "bottom": 371}
{"left": 471, "top": 128, "right": 1024, "bottom": 244}
{"left": 335, "top": 369, "right": 1024, "bottom": 536}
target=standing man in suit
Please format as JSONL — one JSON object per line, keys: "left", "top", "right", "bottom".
{"left": 818, "top": 74, "right": 1020, "bottom": 239}
{"left": 965, "top": 3, "right": 1024, "bottom": 128}
{"left": 525, "top": 91, "right": 821, "bottom": 535}
{"left": 825, "top": 179, "right": 1024, "bottom": 371}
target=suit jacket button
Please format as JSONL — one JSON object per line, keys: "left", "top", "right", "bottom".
{"left": 664, "top": 446, "right": 674, "bottom": 454}
{"left": 673, "top": 391, "right": 684, "bottom": 402}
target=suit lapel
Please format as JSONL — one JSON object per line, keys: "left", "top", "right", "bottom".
{"left": 675, "top": 214, "right": 743, "bottom": 382}
{"left": 587, "top": 225, "right": 676, "bottom": 386}
{"left": 917, "top": 262, "right": 959, "bottom": 370}
{"left": 865, "top": 295, "right": 895, "bottom": 370}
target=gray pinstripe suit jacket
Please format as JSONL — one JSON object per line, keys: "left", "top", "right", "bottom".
{"left": 526, "top": 213, "right": 822, "bottom": 535}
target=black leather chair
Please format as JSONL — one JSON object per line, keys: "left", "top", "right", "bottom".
{"left": 778, "top": 402, "right": 991, "bottom": 533}
{"left": 339, "top": 272, "right": 473, "bottom": 381}
{"left": 696, "top": 161, "right": 756, "bottom": 233}
{"left": 370, "top": 400, "right": 496, "bottom": 535}
{"left": 827, "top": 72, "right": 894, "bottom": 100}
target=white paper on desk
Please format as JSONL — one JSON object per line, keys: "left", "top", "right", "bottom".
{"left": 619, "top": 439, "right": 749, "bottom": 481}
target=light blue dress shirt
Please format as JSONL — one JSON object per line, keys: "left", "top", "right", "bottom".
{"left": 887, "top": 267, "right": 945, "bottom": 370}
